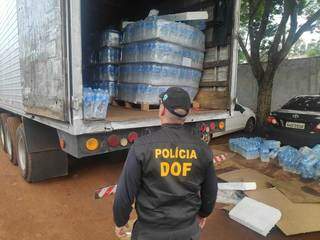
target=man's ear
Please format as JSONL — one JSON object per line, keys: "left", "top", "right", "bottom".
{"left": 159, "top": 105, "right": 165, "bottom": 116}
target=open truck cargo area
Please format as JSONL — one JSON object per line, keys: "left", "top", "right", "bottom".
{"left": 0, "top": 0, "right": 243, "bottom": 181}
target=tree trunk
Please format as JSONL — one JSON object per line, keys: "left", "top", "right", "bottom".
{"left": 256, "top": 72, "right": 275, "bottom": 127}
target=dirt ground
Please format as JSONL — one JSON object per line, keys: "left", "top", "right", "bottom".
{"left": 0, "top": 138, "right": 319, "bottom": 240}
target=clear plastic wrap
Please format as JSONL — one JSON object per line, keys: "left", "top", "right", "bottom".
{"left": 119, "top": 63, "right": 201, "bottom": 88}
{"left": 260, "top": 144, "right": 270, "bottom": 163}
{"left": 117, "top": 83, "right": 198, "bottom": 104}
{"left": 91, "top": 81, "right": 117, "bottom": 98}
{"left": 100, "top": 29, "right": 121, "bottom": 48}
{"left": 122, "top": 19, "right": 205, "bottom": 51}
{"left": 98, "top": 64, "right": 119, "bottom": 82}
{"left": 83, "top": 88, "right": 109, "bottom": 120}
{"left": 298, "top": 147, "right": 320, "bottom": 179}
{"left": 228, "top": 137, "right": 263, "bottom": 160}
{"left": 99, "top": 47, "right": 121, "bottom": 64}
{"left": 277, "top": 146, "right": 301, "bottom": 173}
{"left": 263, "top": 140, "right": 281, "bottom": 150}
{"left": 121, "top": 41, "right": 204, "bottom": 70}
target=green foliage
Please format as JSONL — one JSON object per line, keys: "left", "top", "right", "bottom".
{"left": 240, "top": 0, "right": 320, "bottom": 60}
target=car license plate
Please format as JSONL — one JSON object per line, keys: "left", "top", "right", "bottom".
{"left": 285, "top": 121, "right": 305, "bottom": 129}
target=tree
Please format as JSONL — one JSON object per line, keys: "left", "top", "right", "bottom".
{"left": 305, "top": 39, "right": 320, "bottom": 56}
{"left": 238, "top": 0, "right": 320, "bottom": 125}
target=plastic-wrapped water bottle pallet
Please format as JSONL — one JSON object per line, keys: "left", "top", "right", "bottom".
{"left": 112, "top": 99, "right": 159, "bottom": 112}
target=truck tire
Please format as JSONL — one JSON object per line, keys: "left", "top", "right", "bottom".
{"left": 16, "top": 121, "right": 68, "bottom": 182}
{"left": 4, "top": 117, "right": 22, "bottom": 165}
{"left": 16, "top": 124, "right": 30, "bottom": 181}
{"left": 0, "top": 113, "right": 11, "bottom": 152}
{"left": 244, "top": 117, "right": 256, "bottom": 133}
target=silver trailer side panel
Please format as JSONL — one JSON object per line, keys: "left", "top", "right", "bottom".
{"left": 16, "top": 0, "right": 70, "bottom": 121}
{"left": 229, "top": 0, "right": 240, "bottom": 114}
{"left": 0, "top": 0, "right": 24, "bottom": 115}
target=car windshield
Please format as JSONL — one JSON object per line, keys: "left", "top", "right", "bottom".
{"left": 282, "top": 96, "right": 320, "bottom": 112}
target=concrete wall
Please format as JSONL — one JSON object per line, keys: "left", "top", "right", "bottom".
{"left": 237, "top": 57, "right": 320, "bottom": 111}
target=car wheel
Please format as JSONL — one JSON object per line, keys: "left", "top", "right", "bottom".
{"left": 244, "top": 117, "right": 256, "bottom": 133}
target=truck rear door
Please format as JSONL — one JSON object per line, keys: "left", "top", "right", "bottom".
{"left": 16, "top": 0, "right": 69, "bottom": 121}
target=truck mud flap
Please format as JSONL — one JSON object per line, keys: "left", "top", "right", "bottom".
{"left": 20, "top": 118, "right": 68, "bottom": 182}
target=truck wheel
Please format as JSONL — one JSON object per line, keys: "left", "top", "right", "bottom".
{"left": 4, "top": 117, "right": 22, "bottom": 165}
{"left": 244, "top": 117, "right": 256, "bottom": 133}
{"left": 16, "top": 124, "right": 30, "bottom": 181}
{"left": 0, "top": 113, "right": 11, "bottom": 152}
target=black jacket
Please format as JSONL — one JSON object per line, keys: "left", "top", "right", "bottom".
{"left": 113, "top": 124, "right": 218, "bottom": 230}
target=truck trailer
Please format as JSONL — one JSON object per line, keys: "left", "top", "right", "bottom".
{"left": 0, "top": 0, "right": 249, "bottom": 182}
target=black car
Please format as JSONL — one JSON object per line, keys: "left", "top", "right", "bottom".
{"left": 265, "top": 95, "right": 320, "bottom": 147}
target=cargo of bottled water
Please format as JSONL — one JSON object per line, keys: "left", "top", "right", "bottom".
{"left": 298, "top": 147, "right": 320, "bottom": 179}
{"left": 91, "top": 81, "right": 117, "bottom": 99}
{"left": 100, "top": 29, "right": 120, "bottom": 48}
{"left": 122, "top": 18, "right": 205, "bottom": 51}
{"left": 98, "top": 64, "right": 119, "bottom": 82}
{"left": 119, "top": 63, "right": 201, "bottom": 88}
{"left": 228, "top": 137, "right": 263, "bottom": 160}
{"left": 277, "top": 146, "right": 301, "bottom": 173}
{"left": 260, "top": 144, "right": 270, "bottom": 162}
{"left": 117, "top": 83, "right": 197, "bottom": 105}
{"left": 121, "top": 40, "right": 204, "bottom": 70}
{"left": 99, "top": 47, "right": 121, "bottom": 64}
{"left": 83, "top": 88, "right": 109, "bottom": 120}
{"left": 263, "top": 140, "right": 281, "bottom": 150}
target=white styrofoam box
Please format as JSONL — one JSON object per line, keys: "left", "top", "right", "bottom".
{"left": 204, "top": 47, "right": 218, "bottom": 63}
{"left": 229, "top": 197, "right": 282, "bottom": 237}
{"left": 159, "top": 11, "right": 209, "bottom": 21}
{"left": 201, "top": 68, "right": 216, "bottom": 82}
{"left": 218, "top": 182, "right": 257, "bottom": 191}
{"left": 218, "top": 46, "right": 230, "bottom": 61}
{"left": 217, "top": 66, "right": 228, "bottom": 81}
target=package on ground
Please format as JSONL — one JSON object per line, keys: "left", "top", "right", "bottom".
{"left": 229, "top": 137, "right": 281, "bottom": 162}
{"left": 218, "top": 168, "right": 273, "bottom": 190}
{"left": 278, "top": 145, "right": 320, "bottom": 179}
{"left": 229, "top": 197, "right": 281, "bottom": 237}
{"left": 218, "top": 182, "right": 257, "bottom": 191}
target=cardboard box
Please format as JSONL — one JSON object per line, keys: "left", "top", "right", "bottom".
{"left": 247, "top": 188, "right": 320, "bottom": 236}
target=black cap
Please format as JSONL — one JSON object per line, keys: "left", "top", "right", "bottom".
{"left": 159, "top": 87, "right": 191, "bottom": 118}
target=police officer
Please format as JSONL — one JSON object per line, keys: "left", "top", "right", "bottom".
{"left": 113, "top": 87, "right": 218, "bottom": 240}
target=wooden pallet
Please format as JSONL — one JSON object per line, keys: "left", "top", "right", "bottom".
{"left": 112, "top": 100, "right": 159, "bottom": 112}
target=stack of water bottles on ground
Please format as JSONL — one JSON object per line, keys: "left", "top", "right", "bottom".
{"left": 229, "top": 137, "right": 320, "bottom": 180}
{"left": 118, "top": 17, "right": 205, "bottom": 104}
{"left": 84, "top": 29, "right": 121, "bottom": 120}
